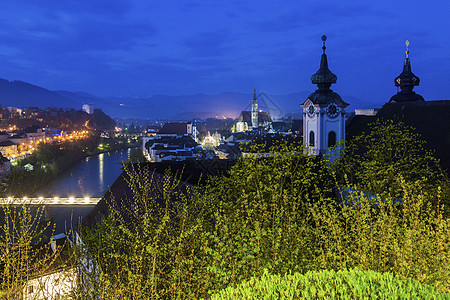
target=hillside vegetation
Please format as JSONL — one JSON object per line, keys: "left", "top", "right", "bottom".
{"left": 1, "top": 121, "right": 449, "bottom": 299}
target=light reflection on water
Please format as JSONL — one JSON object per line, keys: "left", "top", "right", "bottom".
{"left": 44, "top": 149, "right": 132, "bottom": 198}
{"left": 99, "top": 153, "right": 104, "bottom": 190}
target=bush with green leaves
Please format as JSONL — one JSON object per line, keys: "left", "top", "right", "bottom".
{"left": 209, "top": 267, "right": 449, "bottom": 299}
{"left": 79, "top": 138, "right": 449, "bottom": 298}
{"left": 80, "top": 164, "right": 199, "bottom": 299}
{"left": 333, "top": 119, "right": 448, "bottom": 211}
{"left": 0, "top": 203, "right": 75, "bottom": 299}
{"left": 308, "top": 179, "right": 450, "bottom": 295}
{"left": 189, "top": 140, "right": 338, "bottom": 296}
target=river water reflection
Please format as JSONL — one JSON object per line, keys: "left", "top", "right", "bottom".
{"left": 31, "top": 149, "right": 132, "bottom": 235}
{"left": 44, "top": 148, "right": 131, "bottom": 198}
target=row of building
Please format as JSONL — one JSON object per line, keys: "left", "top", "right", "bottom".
{"left": 0, "top": 127, "right": 65, "bottom": 159}
{"left": 8, "top": 37, "right": 450, "bottom": 299}
{"left": 0, "top": 104, "right": 94, "bottom": 120}
{"left": 141, "top": 37, "right": 449, "bottom": 172}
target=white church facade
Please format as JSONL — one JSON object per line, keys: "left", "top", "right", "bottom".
{"left": 300, "top": 36, "right": 348, "bottom": 156}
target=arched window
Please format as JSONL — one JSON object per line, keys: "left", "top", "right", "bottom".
{"left": 328, "top": 131, "right": 336, "bottom": 147}
{"left": 309, "top": 131, "right": 315, "bottom": 147}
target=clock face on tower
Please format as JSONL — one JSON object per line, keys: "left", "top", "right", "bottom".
{"left": 307, "top": 104, "right": 315, "bottom": 117}
{"left": 326, "top": 103, "right": 339, "bottom": 118}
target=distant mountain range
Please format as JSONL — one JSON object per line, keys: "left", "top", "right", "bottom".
{"left": 0, "top": 78, "right": 384, "bottom": 120}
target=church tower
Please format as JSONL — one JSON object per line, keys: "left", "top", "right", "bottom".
{"left": 251, "top": 88, "right": 258, "bottom": 130}
{"left": 389, "top": 40, "right": 424, "bottom": 103}
{"left": 300, "top": 36, "right": 349, "bottom": 156}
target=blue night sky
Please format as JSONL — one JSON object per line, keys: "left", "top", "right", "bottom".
{"left": 0, "top": 1, "right": 449, "bottom": 107}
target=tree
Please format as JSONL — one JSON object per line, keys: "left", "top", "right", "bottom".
{"left": 334, "top": 119, "right": 448, "bottom": 208}
{"left": 187, "top": 140, "right": 337, "bottom": 292}
{"left": 128, "top": 148, "right": 147, "bottom": 163}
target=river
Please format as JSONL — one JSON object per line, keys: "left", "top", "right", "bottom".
{"left": 37, "top": 148, "right": 132, "bottom": 234}
{"left": 44, "top": 148, "right": 132, "bottom": 198}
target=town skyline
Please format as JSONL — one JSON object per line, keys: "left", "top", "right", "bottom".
{"left": 0, "top": 1, "right": 449, "bottom": 108}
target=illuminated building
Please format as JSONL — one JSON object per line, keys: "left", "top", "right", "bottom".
{"left": 300, "top": 35, "right": 348, "bottom": 156}
{"left": 235, "top": 89, "right": 272, "bottom": 132}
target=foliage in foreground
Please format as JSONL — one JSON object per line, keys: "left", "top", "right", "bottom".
{"left": 80, "top": 139, "right": 449, "bottom": 299}
{"left": 79, "top": 165, "right": 191, "bottom": 299}
{"left": 334, "top": 119, "right": 449, "bottom": 213}
{"left": 0, "top": 204, "right": 75, "bottom": 299}
{"left": 210, "top": 267, "right": 448, "bottom": 299}
{"left": 2, "top": 122, "right": 449, "bottom": 299}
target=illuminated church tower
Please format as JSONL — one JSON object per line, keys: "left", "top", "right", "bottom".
{"left": 251, "top": 88, "right": 258, "bottom": 130}
{"left": 300, "top": 35, "right": 349, "bottom": 155}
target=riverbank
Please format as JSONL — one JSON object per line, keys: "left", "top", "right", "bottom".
{"left": 2, "top": 135, "right": 139, "bottom": 197}
{"left": 42, "top": 149, "right": 134, "bottom": 198}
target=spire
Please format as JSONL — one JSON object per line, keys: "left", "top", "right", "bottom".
{"left": 394, "top": 40, "right": 420, "bottom": 91}
{"left": 304, "top": 36, "right": 348, "bottom": 106}
{"left": 405, "top": 39, "right": 409, "bottom": 58}
{"left": 311, "top": 35, "right": 337, "bottom": 89}
{"left": 251, "top": 88, "right": 258, "bottom": 130}
{"left": 389, "top": 40, "right": 424, "bottom": 103}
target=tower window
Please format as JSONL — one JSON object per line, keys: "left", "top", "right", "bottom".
{"left": 309, "top": 131, "right": 315, "bottom": 147}
{"left": 328, "top": 131, "right": 336, "bottom": 147}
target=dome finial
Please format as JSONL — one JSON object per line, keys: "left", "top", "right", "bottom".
{"left": 405, "top": 40, "right": 410, "bottom": 58}
{"left": 311, "top": 35, "right": 337, "bottom": 87}
{"left": 322, "top": 35, "right": 327, "bottom": 54}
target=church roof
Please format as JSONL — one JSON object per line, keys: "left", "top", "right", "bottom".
{"left": 389, "top": 40, "right": 424, "bottom": 103}
{"left": 306, "top": 90, "right": 347, "bottom": 106}
{"left": 311, "top": 37, "right": 337, "bottom": 85}
{"left": 303, "top": 36, "right": 348, "bottom": 107}
{"left": 389, "top": 91, "right": 424, "bottom": 103}
{"left": 238, "top": 111, "right": 272, "bottom": 127}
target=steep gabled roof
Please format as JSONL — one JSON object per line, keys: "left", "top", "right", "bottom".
{"left": 238, "top": 111, "right": 272, "bottom": 127}
{"left": 83, "top": 160, "right": 237, "bottom": 228}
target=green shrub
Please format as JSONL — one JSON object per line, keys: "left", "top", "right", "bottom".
{"left": 189, "top": 141, "right": 336, "bottom": 295}
{"left": 333, "top": 119, "right": 448, "bottom": 214}
{"left": 210, "top": 268, "right": 449, "bottom": 299}
{"left": 80, "top": 138, "right": 449, "bottom": 298}
{"left": 0, "top": 203, "right": 75, "bottom": 298}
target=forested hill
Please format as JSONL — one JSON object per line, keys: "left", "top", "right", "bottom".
{"left": 3, "top": 108, "right": 116, "bottom": 131}
{"left": 0, "top": 78, "right": 81, "bottom": 108}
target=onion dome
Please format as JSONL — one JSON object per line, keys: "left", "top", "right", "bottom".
{"left": 389, "top": 40, "right": 424, "bottom": 103}
{"left": 305, "top": 36, "right": 348, "bottom": 106}
{"left": 311, "top": 35, "right": 337, "bottom": 87}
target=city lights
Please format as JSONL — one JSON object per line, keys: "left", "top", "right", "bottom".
{"left": 0, "top": 197, "right": 101, "bottom": 205}
{"left": 1, "top": 127, "right": 93, "bottom": 159}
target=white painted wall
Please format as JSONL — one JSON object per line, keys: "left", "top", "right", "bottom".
{"left": 302, "top": 102, "right": 346, "bottom": 156}
{"left": 23, "top": 268, "right": 77, "bottom": 300}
